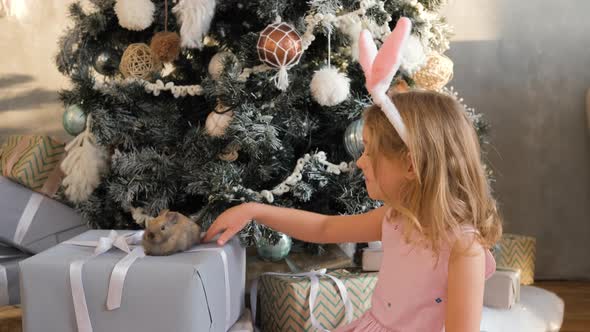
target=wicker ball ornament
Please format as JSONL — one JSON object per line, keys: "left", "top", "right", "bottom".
{"left": 257, "top": 22, "right": 303, "bottom": 91}
{"left": 412, "top": 53, "right": 454, "bottom": 91}
{"left": 119, "top": 43, "right": 162, "bottom": 79}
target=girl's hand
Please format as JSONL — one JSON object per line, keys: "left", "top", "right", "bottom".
{"left": 202, "top": 203, "right": 255, "bottom": 245}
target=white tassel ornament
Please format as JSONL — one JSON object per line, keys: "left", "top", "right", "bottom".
{"left": 310, "top": 67, "right": 350, "bottom": 107}
{"left": 114, "top": 0, "right": 155, "bottom": 31}
{"left": 60, "top": 115, "right": 108, "bottom": 203}
{"left": 172, "top": 0, "right": 216, "bottom": 49}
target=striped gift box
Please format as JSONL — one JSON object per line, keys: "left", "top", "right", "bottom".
{"left": 258, "top": 270, "right": 377, "bottom": 332}
{"left": 0, "top": 136, "right": 65, "bottom": 196}
{"left": 494, "top": 234, "right": 536, "bottom": 285}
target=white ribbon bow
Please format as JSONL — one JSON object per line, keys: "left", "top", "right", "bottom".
{"left": 65, "top": 230, "right": 146, "bottom": 332}
{"left": 250, "top": 269, "right": 354, "bottom": 332}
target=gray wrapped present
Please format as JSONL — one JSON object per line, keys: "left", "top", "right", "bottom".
{"left": 484, "top": 268, "right": 521, "bottom": 309}
{"left": 20, "top": 230, "right": 246, "bottom": 332}
{"left": 0, "top": 176, "right": 88, "bottom": 253}
{"left": 0, "top": 245, "right": 29, "bottom": 305}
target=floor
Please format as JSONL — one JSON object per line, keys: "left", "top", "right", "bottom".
{"left": 1, "top": 282, "right": 588, "bottom": 331}
{"left": 534, "top": 281, "right": 590, "bottom": 332}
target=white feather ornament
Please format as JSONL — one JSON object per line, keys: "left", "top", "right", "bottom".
{"left": 172, "top": 0, "right": 216, "bottom": 49}
{"left": 310, "top": 67, "right": 350, "bottom": 107}
{"left": 60, "top": 115, "right": 109, "bottom": 203}
{"left": 114, "top": 0, "right": 155, "bottom": 31}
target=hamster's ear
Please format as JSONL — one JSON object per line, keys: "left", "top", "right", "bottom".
{"left": 166, "top": 211, "right": 179, "bottom": 225}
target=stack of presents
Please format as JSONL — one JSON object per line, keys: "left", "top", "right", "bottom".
{"left": 1, "top": 135, "right": 564, "bottom": 332}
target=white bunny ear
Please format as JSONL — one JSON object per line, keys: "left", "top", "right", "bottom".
{"left": 369, "top": 17, "right": 412, "bottom": 96}
{"left": 358, "top": 29, "right": 378, "bottom": 84}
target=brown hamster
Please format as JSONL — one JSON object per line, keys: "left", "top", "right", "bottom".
{"left": 142, "top": 210, "right": 202, "bottom": 256}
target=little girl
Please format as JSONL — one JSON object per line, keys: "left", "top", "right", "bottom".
{"left": 204, "top": 17, "right": 502, "bottom": 332}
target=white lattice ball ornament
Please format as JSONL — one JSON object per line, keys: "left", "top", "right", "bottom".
{"left": 205, "top": 103, "right": 233, "bottom": 137}
{"left": 257, "top": 22, "right": 303, "bottom": 91}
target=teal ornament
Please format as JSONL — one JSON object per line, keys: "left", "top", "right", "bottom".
{"left": 344, "top": 118, "right": 364, "bottom": 159}
{"left": 256, "top": 233, "right": 292, "bottom": 262}
{"left": 93, "top": 49, "right": 120, "bottom": 76}
{"left": 63, "top": 104, "right": 87, "bottom": 136}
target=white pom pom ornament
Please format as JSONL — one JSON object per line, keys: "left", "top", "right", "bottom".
{"left": 310, "top": 67, "right": 350, "bottom": 107}
{"left": 401, "top": 35, "right": 427, "bottom": 75}
{"left": 114, "top": 0, "right": 155, "bottom": 31}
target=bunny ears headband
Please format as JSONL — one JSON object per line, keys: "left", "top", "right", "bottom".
{"left": 359, "top": 17, "right": 412, "bottom": 146}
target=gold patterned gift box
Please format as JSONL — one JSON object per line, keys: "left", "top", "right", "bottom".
{"left": 493, "top": 234, "right": 537, "bottom": 285}
{"left": 0, "top": 136, "right": 65, "bottom": 196}
{"left": 256, "top": 269, "right": 377, "bottom": 332}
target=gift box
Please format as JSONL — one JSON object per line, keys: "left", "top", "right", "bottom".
{"left": 0, "top": 245, "right": 30, "bottom": 305}
{"left": 361, "top": 242, "right": 383, "bottom": 271}
{"left": 20, "top": 230, "right": 246, "bottom": 332}
{"left": 0, "top": 136, "right": 65, "bottom": 195}
{"left": 484, "top": 268, "right": 521, "bottom": 309}
{"left": 254, "top": 269, "right": 377, "bottom": 332}
{"left": 494, "top": 234, "right": 536, "bottom": 285}
{"left": 0, "top": 176, "right": 88, "bottom": 253}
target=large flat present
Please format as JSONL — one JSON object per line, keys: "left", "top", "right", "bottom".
{"left": 0, "top": 176, "right": 88, "bottom": 253}
{"left": 0, "top": 136, "right": 65, "bottom": 195}
{"left": 20, "top": 230, "right": 246, "bottom": 332}
{"left": 254, "top": 269, "right": 377, "bottom": 332}
{"left": 0, "top": 245, "right": 30, "bottom": 305}
{"left": 484, "top": 268, "right": 521, "bottom": 309}
{"left": 481, "top": 286, "right": 564, "bottom": 332}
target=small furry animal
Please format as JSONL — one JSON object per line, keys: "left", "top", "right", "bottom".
{"left": 142, "top": 210, "right": 202, "bottom": 256}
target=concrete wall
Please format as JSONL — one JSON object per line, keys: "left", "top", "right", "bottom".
{"left": 443, "top": 0, "right": 590, "bottom": 279}
{"left": 0, "top": 0, "right": 73, "bottom": 144}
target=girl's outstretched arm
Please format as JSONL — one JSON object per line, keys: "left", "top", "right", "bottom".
{"left": 203, "top": 202, "right": 387, "bottom": 245}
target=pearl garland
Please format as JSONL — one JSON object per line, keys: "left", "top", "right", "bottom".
{"left": 233, "top": 151, "right": 353, "bottom": 203}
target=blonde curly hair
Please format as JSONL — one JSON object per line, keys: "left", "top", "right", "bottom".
{"left": 363, "top": 90, "right": 502, "bottom": 255}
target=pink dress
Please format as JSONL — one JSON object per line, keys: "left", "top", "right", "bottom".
{"left": 334, "top": 208, "right": 496, "bottom": 332}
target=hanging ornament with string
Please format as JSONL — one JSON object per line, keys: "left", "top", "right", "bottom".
{"left": 257, "top": 20, "right": 303, "bottom": 91}
{"left": 150, "top": 0, "right": 181, "bottom": 63}
{"left": 310, "top": 28, "right": 350, "bottom": 107}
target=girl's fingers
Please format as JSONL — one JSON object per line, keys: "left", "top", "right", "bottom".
{"left": 203, "top": 221, "right": 224, "bottom": 243}
{"left": 217, "top": 228, "right": 236, "bottom": 246}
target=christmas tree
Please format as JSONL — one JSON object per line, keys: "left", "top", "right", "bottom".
{"left": 56, "top": 0, "right": 489, "bottom": 254}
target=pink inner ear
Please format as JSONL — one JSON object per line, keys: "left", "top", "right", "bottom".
{"left": 369, "top": 17, "right": 412, "bottom": 92}
{"left": 358, "top": 29, "right": 378, "bottom": 85}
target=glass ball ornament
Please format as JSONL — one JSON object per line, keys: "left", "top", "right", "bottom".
{"left": 93, "top": 49, "right": 121, "bottom": 76}
{"left": 344, "top": 118, "right": 364, "bottom": 159}
{"left": 62, "top": 104, "right": 87, "bottom": 136}
{"left": 256, "top": 233, "right": 292, "bottom": 262}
